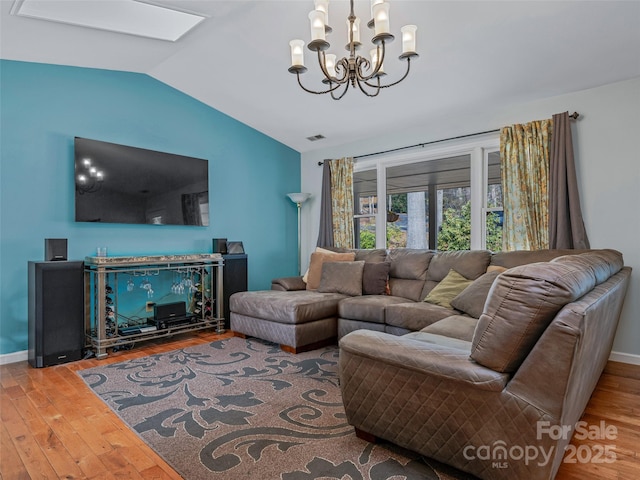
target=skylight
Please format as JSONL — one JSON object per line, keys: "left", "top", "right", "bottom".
{"left": 11, "top": 0, "right": 206, "bottom": 42}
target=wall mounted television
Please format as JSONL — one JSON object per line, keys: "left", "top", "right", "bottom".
{"left": 74, "top": 137, "right": 209, "bottom": 226}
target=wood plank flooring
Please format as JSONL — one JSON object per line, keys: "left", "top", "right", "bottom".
{"left": 1, "top": 330, "right": 638, "bottom": 479}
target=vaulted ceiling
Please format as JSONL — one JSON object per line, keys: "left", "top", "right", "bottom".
{"left": 2, "top": 1, "right": 639, "bottom": 153}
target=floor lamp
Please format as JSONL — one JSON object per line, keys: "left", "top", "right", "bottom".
{"left": 287, "top": 192, "right": 311, "bottom": 276}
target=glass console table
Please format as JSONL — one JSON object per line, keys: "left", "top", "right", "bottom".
{"left": 84, "top": 253, "right": 224, "bottom": 359}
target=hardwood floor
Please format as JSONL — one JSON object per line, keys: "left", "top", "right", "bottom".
{"left": 1, "top": 331, "right": 638, "bottom": 479}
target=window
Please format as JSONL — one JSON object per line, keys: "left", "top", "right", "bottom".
{"left": 354, "top": 136, "right": 501, "bottom": 251}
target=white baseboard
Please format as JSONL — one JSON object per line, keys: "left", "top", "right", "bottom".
{"left": 0, "top": 350, "right": 28, "bottom": 365}
{"left": 609, "top": 351, "right": 640, "bottom": 365}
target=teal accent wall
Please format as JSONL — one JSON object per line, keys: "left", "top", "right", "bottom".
{"left": 0, "top": 60, "right": 301, "bottom": 355}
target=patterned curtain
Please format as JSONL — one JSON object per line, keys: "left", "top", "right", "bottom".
{"left": 500, "top": 119, "right": 552, "bottom": 251}
{"left": 330, "top": 157, "right": 355, "bottom": 248}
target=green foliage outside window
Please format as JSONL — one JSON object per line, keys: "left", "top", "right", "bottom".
{"left": 437, "top": 202, "right": 503, "bottom": 252}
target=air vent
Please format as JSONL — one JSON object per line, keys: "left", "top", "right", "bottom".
{"left": 306, "top": 134, "right": 326, "bottom": 142}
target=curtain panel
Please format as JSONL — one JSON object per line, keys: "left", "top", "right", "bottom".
{"left": 316, "top": 161, "right": 334, "bottom": 248}
{"left": 549, "top": 111, "right": 590, "bottom": 249}
{"left": 500, "top": 120, "right": 552, "bottom": 251}
{"left": 330, "top": 157, "right": 355, "bottom": 249}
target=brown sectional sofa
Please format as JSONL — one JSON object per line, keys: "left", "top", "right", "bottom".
{"left": 229, "top": 247, "right": 631, "bottom": 479}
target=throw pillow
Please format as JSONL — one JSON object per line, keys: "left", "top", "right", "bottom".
{"left": 450, "top": 270, "right": 501, "bottom": 318}
{"left": 362, "top": 261, "right": 391, "bottom": 295}
{"left": 306, "top": 251, "right": 356, "bottom": 290}
{"left": 423, "top": 269, "right": 473, "bottom": 309}
{"left": 318, "top": 261, "right": 365, "bottom": 296}
{"left": 302, "top": 247, "right": 337, "bottom": 283}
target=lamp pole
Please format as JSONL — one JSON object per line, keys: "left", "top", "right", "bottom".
{"left": 287, "top": 193, "right": 311, "bottom": 276}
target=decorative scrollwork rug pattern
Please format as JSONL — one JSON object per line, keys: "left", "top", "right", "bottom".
{"left": 79, "top": 337, "right": 476, "bottom": 480}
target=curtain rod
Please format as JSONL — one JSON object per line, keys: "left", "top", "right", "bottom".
{"left": 317, "top": 111, "right": 579, "bottom": 165}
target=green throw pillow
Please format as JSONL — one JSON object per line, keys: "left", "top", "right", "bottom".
{"left": 424, "top": 269, "right": 473, "bottom": 309}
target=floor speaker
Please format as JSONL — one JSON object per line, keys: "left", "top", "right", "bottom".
{"left": 45, "top": 238, "right": 67, "bottom": 261}
{"left": 221, "top": 254, "right": 248, "bottom": 329}
{"left": 28, "top": 261, "right": 84, "bottom": 367}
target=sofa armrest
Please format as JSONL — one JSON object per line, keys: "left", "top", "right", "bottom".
{"left": 339, "top": 330, "right": 508, "bottom": 391}
{"left": 271, "top": 276, "right": 306, "bottom": 291}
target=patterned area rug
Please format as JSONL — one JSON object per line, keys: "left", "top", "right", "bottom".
{"left": 79, "top": 337, "right": 477, "bottom": 480}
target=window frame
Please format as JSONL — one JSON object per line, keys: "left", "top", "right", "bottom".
{"left": 353, "top": 134, "right": 500, "bottom": 250}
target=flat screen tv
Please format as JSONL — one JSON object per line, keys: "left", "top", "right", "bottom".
{"left": 74, "top": 137, "right": 209, "bottom": 226}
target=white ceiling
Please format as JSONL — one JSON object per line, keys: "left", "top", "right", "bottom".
{"left": 2, "top": 1, "right": 640, "bottom": 153}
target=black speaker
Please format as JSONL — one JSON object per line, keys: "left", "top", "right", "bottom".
{"left": 45, "top": 238, "right": 67, "bottom": 261}
{"left": 28, "top": 261, "right": 84, "bottom": 368}
{"left": 220, "top": 254, "right": 248, "bottom": 329}
{"left": 213, "top": 238, "right": 227, "bottom": 254}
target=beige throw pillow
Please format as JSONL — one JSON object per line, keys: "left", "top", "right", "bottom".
{"left": 306, "top": 251, "right": 356, "bottom": 290}
{"left": 302, "top": 247, "right": 337, "bottom": 283}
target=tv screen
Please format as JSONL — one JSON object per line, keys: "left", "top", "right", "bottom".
{"left": 74, "top": 137, "right": 209, "bottom": 226}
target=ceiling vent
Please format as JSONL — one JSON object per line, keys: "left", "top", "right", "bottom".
{"left": 306, "top": 134, "right": 326, "bottom": 142}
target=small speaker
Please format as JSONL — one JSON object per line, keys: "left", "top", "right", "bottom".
{"left": 45, "top": 238, "right": 67, "bottom": 261}
{"left": 213, "top": 238, "right": 227, "bottom": 254}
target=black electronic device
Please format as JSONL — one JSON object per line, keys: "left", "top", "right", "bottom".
{"left": 154, "top": 301, "right": 187, "bottom": 321}
{"left": 45, "top": 238, "right": 67, "bottom": 261}
{"left": 74, "top": 137, "right": 209, "bottom": 226}
{"left": 119, "top": 324, "right": 158, "bottom": 336}
{"left": 28, "top": 261, "right": 84, "bottom": 367}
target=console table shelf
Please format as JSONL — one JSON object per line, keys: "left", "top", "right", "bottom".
{"left": 84, "top": 253, "right": 224, "bottom": 359}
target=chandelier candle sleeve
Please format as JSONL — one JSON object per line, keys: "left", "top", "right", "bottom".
{"left": 314, "top": 0, "right": 329, "bottom": 25}
{"left": 290, "top": 39, "right": 305, "bottom": 67}
{"left": 370, "top": 0, "right": 384, "bottom": 19}
{"left": 309, "top": 10, "right": 326, "bottom": 41}
{"left": 373, "top": 2, "right": 390, "bottom": 35}
{"left": 401, "top": 25, "right": 417, "bottom": 54}
{"left": 370, "top": 48, "right": 384, "bottom": 74}
{"left": 348, "top": 17, "right": 361, "bottom": 43}
{"left": 325, "top": 54, "right": 337, "bottom": 78}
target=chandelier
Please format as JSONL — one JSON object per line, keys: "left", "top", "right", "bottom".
{"left": 75, "top": 157, "right": 104, "bottom": 194}
{"left": 288, "top": 0, "right": 418, "bottom": 100}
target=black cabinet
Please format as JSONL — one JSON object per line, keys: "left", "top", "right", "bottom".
{"left": 28, "top": 261, "right": 84, "bottom": 368}
{"left": 221, "top": 254, "right": 248, "bottom": 329}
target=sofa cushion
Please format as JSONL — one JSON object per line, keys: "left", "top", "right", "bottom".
{"left": 402, "top": 331, "right": 473, "bottom": 352}
{"left": 387, "top": 249, "right": 434, "bottom": 301}
{"left": 302, "top": 247, "right": 336, "bottom": 283}
{"left": 362, "top": 261, "right": 391, "bottom": 295}
{"left": 424, "top": 269, "right": 473, "bottom": 309}
{"left": 339, "top": 295, "right": 409, "bottom": 324}
{"left": 450, "top": 270, "right": 501, "bottom": 318}
{"left": 385, "top": 302, "right": 456, "bottom": 331}
{"left": 421, "top": 315, "right": 478, "bottom": 342}
{"left": 306, "top": 251, "right": 356, "bottom": 290}
{"left": 230, "top": 290, "right": 346, "bottom": 325}
{"left": 422, "top": 250, "right": 491, "bottom": 298}
{"left": 318, "top": 261, "right": 365, "bottom": 296}
{"left": 470, "top": 255, "right": 601, "bottom": 373}
{"left": 488, "top": 249, "right": 587, "bottom": 269}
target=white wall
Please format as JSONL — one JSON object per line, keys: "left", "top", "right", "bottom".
{"left": 301, "top": 77, "right": 640, "bottom": 359}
